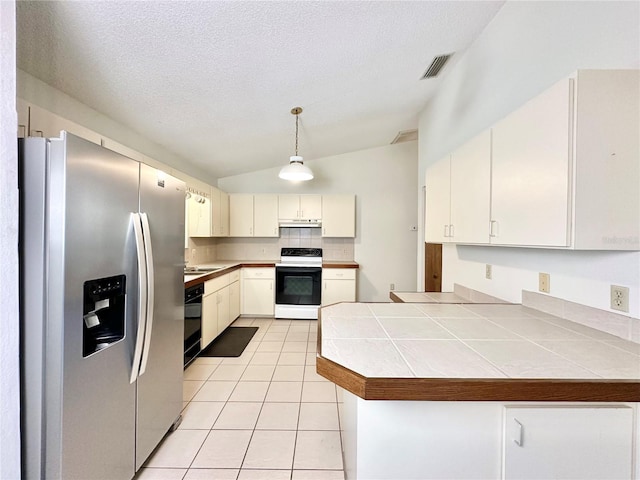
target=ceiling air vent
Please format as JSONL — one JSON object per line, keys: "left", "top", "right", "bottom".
{"left": 391, "top": 129, "right": 418, "bottom": 144}
{"left": 420, "top": 54, "right": 452, "bottom": 80}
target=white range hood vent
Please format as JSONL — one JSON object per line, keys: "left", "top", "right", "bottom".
{"left": 279, "top": 219, "right": 321, "bottom": 228}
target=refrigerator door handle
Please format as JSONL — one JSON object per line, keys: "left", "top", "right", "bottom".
{"left": 138, "top": 212, "right": 155, "bottom": 376}
{"left": 130, "top": 213, "right": 148, "bottom": 384}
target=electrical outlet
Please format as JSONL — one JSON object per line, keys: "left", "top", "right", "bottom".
{"left": 485, "top": 264, "right": 492, "bottom": 280}
{"left": 610, "top": 285, "right": 629, "bottom": 312}
{"left": 390, "top": 283, "right": 395, "bottom": 291}
{"left": 538, "top": 273, "right": 550, "bottom": 293}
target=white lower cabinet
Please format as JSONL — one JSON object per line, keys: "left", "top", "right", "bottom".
{"left": 322, "top": 268, "right": 356, "bottom": 306}
{"left": 229, "top": 279, "right": 240, "bottom": 323}
{"left": 201, "top": 273, "right": 236, "bottom": 348}
{"left": 503, "top": 405, "right": 633, "bottom": 480}
{"left": 201, "top": 291, "right": 218, "bottom": 349}
{"left": 241, "top": 268, "right": 275, "bottom": 316}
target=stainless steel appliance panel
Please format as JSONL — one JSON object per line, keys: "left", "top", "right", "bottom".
{"left": 58, "top": 134, "right": 140, "bottom": 479}
{"left": 135, "top": 164, "right": 185, "bottom": 468}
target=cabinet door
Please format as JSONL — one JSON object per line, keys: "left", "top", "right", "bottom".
{"left": 17, "top": 98, "right": 29, "bottom": 138}
{"left": 230, "top": 194, "right": 254, "bottom": 237}
{"left": 220, "top": 191, "right": 230, "bottom": 237}
{"left": 300, "top": 195, "right": 322, "bottom": 219}
{"left": 210, "top": 187, "right": 221, "bottom": 236}
{"left": 242, "top": 279, "right": 274, "bottom": 316}
{"left": 278, "top": 195, "right": 299, "bottom": 220}
{"left": 450, "top": 130, "right": 491, "bottom": 244}
{"left": 217, "top": 286, "right": 230, "bottom": 332}
{"left": 254, "top": 194, "right": 279, "bottom": 237}
{"left": 29, "top": 104, "right": 102, "bottom": 145}
{"left": 229, "top": 281, "right": 240, "bottom": 323}
{"left": 187, "top": 193, "right": 211, "bottom": 237}
{"left": 503, "top": 406, "right": 633, "bottom": 480}
{"left": 425, "top": 155, "right": 451, "bottom": 243}
{"left": 201, "top": 293, "right": 218, "bottom": 348}
{"left": 322, "top": 280, "right": 356, "bottom": 306}
{"left": 322, "top": 195, "right": 355, "bottom": 237}
{"left": 491, "top": 78, "right": 572, "bottom": 247}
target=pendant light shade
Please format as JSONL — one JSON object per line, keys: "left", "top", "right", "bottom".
{"left": 279, "top": 107, "right": 313, "bottom": 181}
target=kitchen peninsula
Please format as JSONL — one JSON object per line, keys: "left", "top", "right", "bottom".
{"left": 317, "top": 301, "right": 640, "bottom": 479}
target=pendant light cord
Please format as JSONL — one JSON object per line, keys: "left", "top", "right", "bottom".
{"left": 295, "top": 114, "right": 299, "bottom": 156}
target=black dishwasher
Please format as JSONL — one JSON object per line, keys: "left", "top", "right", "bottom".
{"left": 184, "top": 283, "right": 204, "bottom": 367}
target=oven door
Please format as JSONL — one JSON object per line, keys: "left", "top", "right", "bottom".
{"left": 275, "top": 266, "right": 322, "bottom": 306}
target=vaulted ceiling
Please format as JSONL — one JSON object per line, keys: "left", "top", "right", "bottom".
{"left": 17, "top": 0, "right": 505, "bottom": 179}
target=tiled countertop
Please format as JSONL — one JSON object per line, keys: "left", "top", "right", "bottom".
{"left": 390, "top": 291, "right": 509, "bottom": 304}
{"left": 317, "top": 302, "right": 640, "bottom": 401}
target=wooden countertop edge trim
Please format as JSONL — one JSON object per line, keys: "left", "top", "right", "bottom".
{"left": 389, "top": 291, "right": 403, "bottom": 303}
{"left": 322, "top": 263, "right": 360, "bottom": 268}
{"left": 316, "top": 308, "right": 640, "bottom": 402}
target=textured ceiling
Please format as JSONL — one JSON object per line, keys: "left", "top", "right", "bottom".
{"left": 16, "top": 0, "right": 504, "bottom": 179}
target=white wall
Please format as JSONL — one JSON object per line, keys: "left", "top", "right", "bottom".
{"left": 219, "top": 141, "right": 419, "bottom": 302}
{"left": 0, "top": 1, "right": 21, "bottom": 477}
{"left": 17, "top": 69, "right": 215, "bottom": 184}
{"left": 418, "top": 1, "right": 640, "bottom": 318}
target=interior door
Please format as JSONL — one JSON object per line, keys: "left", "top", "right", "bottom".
{"left": 136, "top": 164, "right": 185, "bottom": 469}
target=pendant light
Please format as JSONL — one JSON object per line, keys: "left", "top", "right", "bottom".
{"left": 279, "top": 107, "right": 313, "bottom": 181}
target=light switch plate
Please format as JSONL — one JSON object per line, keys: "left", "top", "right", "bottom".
{"left": 485, "top": 264, "right": 492, "bottom": 280}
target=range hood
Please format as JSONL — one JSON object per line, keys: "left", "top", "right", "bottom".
{"left": 279, "top": 219, "right": 322, "bottom": 228}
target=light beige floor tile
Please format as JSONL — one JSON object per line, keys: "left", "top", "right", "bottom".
{"left": 293, "top": 431, "right": 343, "bottom": 470}
{"left": 307, "top": 342, "right": 317, "bottom": 353}
{"left": 232, "top": 318, "right": 255, "bottom": 326}
{"left": 298, "top": 403, "right": 340, "bottom": 430}
{"left": 263, "top": 332, "right": 287, "bottom": 342}
{"left": 182, "top": 401, "right": 189, "bottom": 411}
{"left": 272, "top": 365, "right": 305, "bottom": 381}
{"left": 238, "top": 469, "right": 291, "bottom": 479}
{"left": 266, "top": 325, "right": 290, "bottom": 333}
{"left": 241, "top": 365, "right": 276, "bottom": 381}
{"left": 193, "top": 357, "right": 224, "bottom": 366}
{"left": 278, "top": 352, "right": 306, "bottom": 365}
{"left": 146, "top": 429, "right": 209, "bottom": 468}
{"left": 191, "top": 430, "right": 252, "bottom": 468}
{"left": 255, "top": 402, "right": 300, "bottom": 430}
{"left": 243, "top": 341, "right": 260, "bottom": 352}
{"left": 249, "top": 352, "right": 281, "bottom": 365}
{"left": 183, "top": 380, "right": 205, "bottom": 402}
{"left": 135, "top": 467, "right": 187, "bottom": 480}
{"left": 256, "top": 341, "right": 284, "bottom": 352}
{"left": 306, "top": 353, "right": 317, "bottom": 365}
{"left": 292, "top": 470, "right": 344, "bottom": 480}
{"left": 208, "top": 365, "right": 246, "bottom": 381}
{"left": 301, "top": 382, "right": 336, "bottom": 403}
{"left": 228, "top": 381, "right": 270, "bottom": 402}
{"left": 304, "top": 365, "right": 329, "bottom": 382}
{"left": 289, "top": 325, "right": 310, "bottom": 333}
{"left": 184, "top": 364, "right": 218, "bottom": 381}
{"left": 242, "top": 430, "right": 296, "bottom": 469}
{"left": 192, "top": 381, "right": 237, "bottom": 402}
{"left": 265, "top": 381, "right": 303, "bottom": 402}
{"left": 308, "top": 332, "right": 318, "bottom": 341}
{"left": 184, "top": 469, "right": 239, "bottom": 480}
{"left": 213, "top": 402, "right": 262, "bottom": 430}
{"left": 285, "top": 332, "right": 309, "bottom": 342}
{"left": 282, "top": 341, "right": 307, "bottom": 353}
{"left": 179, "top": 401, "right": 225, "bottom": 430}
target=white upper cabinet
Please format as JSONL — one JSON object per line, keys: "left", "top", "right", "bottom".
{"left": 230, "top": 194, "right": 254, "bottom": 237}
{"left": 425, "top": 155, "right": 451, "bottom": 244}
{"left": 491, "top": 77, "right": 573, "bottom": 247}
{"left": 278, "top": 194, "right": 322, "bottom": 220}
{"left": 322, "top": 194, "right": 356, "bottom": 237}
{"left": 186, "top": 188, "right": 211, "bottom": 237}
{"left": 450, "top": 130, "right": 491, "bottom": 244}
{"left": 28, "top": 103, "right": 102, "bottom": 145}
{"left": 210, "top": 186, "right": 230, "bottom": 237}
{"left": 253, "top": 194, "right": 279, "bottom": 237}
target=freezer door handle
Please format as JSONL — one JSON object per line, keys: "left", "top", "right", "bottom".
{"left": 138, "top": 212, "right": 155, "bottom": 376}
{"left": 130, "top": 213, "right": 148, "bottom": 384}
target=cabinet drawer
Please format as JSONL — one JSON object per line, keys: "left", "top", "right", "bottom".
{"left": 229, "top": 269, "right": 240, "bottom": 283}
{"left": 242, "top": 267, "right": 275, "bottom": 279}
{"left": 205, "top": 273, "right": 229, "bottom": 294}
{"left": 323, "top": 269, "right": 356, "bottom": 280}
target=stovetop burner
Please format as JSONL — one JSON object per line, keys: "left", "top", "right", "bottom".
{"left": 280, "top": 247, "right": 322, "bottom": 258}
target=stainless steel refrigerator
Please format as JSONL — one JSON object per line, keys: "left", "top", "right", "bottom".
{"left": 20, "top": 132, "right": 185, "bottom": 479}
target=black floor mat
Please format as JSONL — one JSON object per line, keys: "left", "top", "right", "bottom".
{"left": 198, "top": 327, "right": 258, "bottom": 357}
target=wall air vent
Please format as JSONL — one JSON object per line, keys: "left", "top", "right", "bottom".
{"left": 420, "top": 54, "right": 452, "bottom": 80}
{"left": 391, "top": 129, "right": 418, "bottom": 144}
